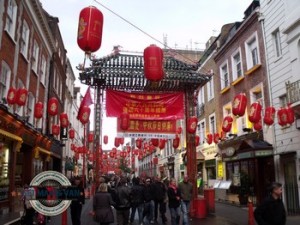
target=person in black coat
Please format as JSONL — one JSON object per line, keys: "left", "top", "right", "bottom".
{"left": 129, "top": 177, "right": 145, "bottom": 225}
{"left": 167, "top": 178, "right": 181, "bottom": 225}
{"left": 152, "top": 176, "right": 168, "bottom": 224}
{"left": 93, "top": 183, "right": 115, "bottom": 225}
{"left": 70, "top": 176, "right": 85, "bottom": 225}
{"left": 254, "top": 182, "right": 286, "bottom": 225}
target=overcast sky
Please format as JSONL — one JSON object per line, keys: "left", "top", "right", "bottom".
{"left": 41, "top": 0, "right": 253, "bottom": 148}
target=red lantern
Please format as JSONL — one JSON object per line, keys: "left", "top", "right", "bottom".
{"left": 103, "top": 135, "right": 108, "bottom": 144}
{"left": 195, "top": 135, "right": 200, "bottom": 146}
{"left": 138, "top": 155, "right": 143, "bottom": 160}
{"left": 136, "top": 138, "right": 142, "bottom": 149}
{"left": 232, "top": 93, "right": 247, "bottom": 117}
{"left": 102, "top": 153, "right": 108, "bottom": 160}
{"left": 6, "top": 87, "right": 17, "bottom": 105}
{"left": 222, "top": 116, "right": 233, "bottom": 133}
{"left": 158, "top": 139, "right": 166, "bottom": 149}
{"left": 277, "top": 108, "right": 288, "bottom": 127}
{"left": 77, "top": 6, "right": 103, "bottom": 53}
{"left": 176, "top": 127, "right": 182, "bottom": 134}
{"left": 173, "top": 135, "right": 180, "bottom": 149}
{"left": 187, "top": 116, "right": 198, "bottom": 134}
{"left": 52, "top": 124, "right": 60, "bottom": 136}
{"left": 69, "top": 129, "right": 75, "bottom": 139}
{"left": 109, "top": 151, "right": 115, "bottom": 158}
{"left": 120, "top": 112, "right": 130, "bottom": 130}
{"left": 254, "top": 119, "right": 262, "bottom": 131}
{"left": 34, "top": 102, "right": 44, "bottom": 119}
{"left": 60, "top": 113, "right": 69, "bottom": 128}
{"left": 114, "top": 137, "right": 120, "bottom": 148}
{"left": 48, "top": 97, "right": 59, "bottom": 116}
{"left": 151, "top": 138, "right": 159, "bottom": 147}
{"left": 133, "top": 149, "right": 139, "bottom": 156}
{"left": 126, "top": 145, "right": 131, "bottom": 153}
{"left": 16, "top": 88, "right": 28, "bottom": 106}
{"left": 248, "top": 102, "right": 262, "bottom": 123}
{"left": 119, "top": 137, "right": 124, "bottom": 145}
{"left": 207, "top": 134, "right": 213, "bottom": 145}
{"left": 263, "top": 106, "right": 276, "bottom": 126}
{"left": 286, "top": 105, "right": 295, "bottom": 124}
{"left": 88, "top": 133, "right": 94, "bottom": 143}
{"left": 153, "top": 157, "right": 158, "bottom": 165}
{"left": 143, "top": 44, "right": 164, "bottom": 81}
{"left": 78, "top": 106, "right": 91, "bottom": 124}
{"left": 214, "top": 133, "right": 220, "bottom": 144}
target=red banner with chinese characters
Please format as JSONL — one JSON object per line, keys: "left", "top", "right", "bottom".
{"left": 106, "top": 89, "right": 184, "bottom": 120}
{"left": 117, "top": 119, "right": 176, "bottom": 133}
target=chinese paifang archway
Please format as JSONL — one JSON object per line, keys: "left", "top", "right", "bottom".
{"left": 79, "top": 50, "right": 211, "bottom": 199}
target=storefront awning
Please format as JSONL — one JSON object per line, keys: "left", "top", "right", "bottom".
{"left": 196, "top": 151, "right": 205, "bottom": 160}
{"left": 0, "top": 128, "right": 22, "bottom": 142}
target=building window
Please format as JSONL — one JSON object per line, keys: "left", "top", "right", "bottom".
{"left": 209, "top": 114, "right": 216, "bottom": 134}
{"left": 245, "top": 33, "right": 260, "bottom": 69}
{"left": 198, "top": 120, "right": 205, "bottom": 144}
{"left": 0, "top": 62, "right": 11, "bottom": 102}
{"left": 40, "top": 56, "right": 46, "bottom": 85}
{"left": 5, "top": 0, "right": 17, "bottom": 39}
{"left": 20, "top": 20, "right": 30, "bottom": 58}
{"left": 198, "top": 87, "right": 205, "bottom": 105}
{"left": 32, "top": 40, "right": 39, "bottom": 73}
{"left": 27, "top": 93, "right": 34, "bottom": 124}
{"left": 232, "top": 50, "right": 243, "bottom": 80}
{"left": 250, "top": 84, "right": 264, "bottom": 107}
{"left": 272, "top": 29, "right": 282, "bottom": 58}
{"left": 207, "top": 76, "right": 214, "bottom": 101}
{"left": 220, "top": 62, "right": 229, "bottom": 89}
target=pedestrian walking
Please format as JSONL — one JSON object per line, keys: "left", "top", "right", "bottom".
{"left": 152, "top": 176, "right": 168, "bottom": 224}
{"left": 178, "top": 175, "right": 193, "bottom": 225}
{"left": 70, "top": 176, "right": 85, "bottom": 225}
{"left": 143, "top": 177, "right": 155, "bottom": 224}
{"left": 129, "top": 177, "right": 145, "bottom": 225}
{"left": 254, "top": 182, "right": 286, "bottom": 225}
{"left": 167, "top": 178, "right": 181, "bottom": 225}
{"left": 92, "top": 182, "right": 115, "bottom": 225}
{"left": 21, "top": 184, "right": 35, "bottom": 225}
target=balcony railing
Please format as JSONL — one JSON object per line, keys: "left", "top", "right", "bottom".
{"left": 286, "top": 80, "right": 300, "bottom": 104}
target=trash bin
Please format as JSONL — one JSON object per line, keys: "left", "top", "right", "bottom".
{"left": 192, "top": 198, "right": 207, "bottom": 219}
{"left": 204, "top": 188, "right": 215, "bottom": 213}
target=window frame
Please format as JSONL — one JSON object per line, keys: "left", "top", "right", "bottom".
{"left": 20, "top": 20, "right": 30, "bottom": 58}
{"left": 272, "top": 28, "right": 282, "bottom": 58}
{"left": 245, "top": 32, "right": 261, "bottom": 69}
{"left": 0, "top": 62, "right": 12, "bottom": 102}
{"left": 231, "top": 48, "right": 243, "bottom": 80}
{"left": 32, "top": 40, "right": 40, "bottom": 73}
{"left": 220, "top": 61, "right": 230, "bottom": 89}
{"left": 5, "top": 0, "right": 18, "bottom": 39}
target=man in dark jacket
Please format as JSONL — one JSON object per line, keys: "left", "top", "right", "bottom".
{"left": 178, "top": 175, "right": 193, "bottom": 225}
{"left": 254, "top": 182, "right": 286, "bottom": 225}
{"left": 152, "top": 176, "right": 168, "bottom": 224}
{"left": 143, "top": 177, "right": 155, "bottom": 224}
{"left": 129, "top": 177, "right": 145, "bottom": 225}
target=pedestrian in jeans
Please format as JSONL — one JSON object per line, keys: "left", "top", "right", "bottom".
{"left": 254, "top": 182, "right": 286, "bottom": 225}
{"left": 143, "top": 178, "right": 155, "bottom": 224}
{"left": 167, "top": 178, "right": 181, "bottom": 225}
{"left": 152, "top": 176, "right": 168, "bottom": 224}
{"left": 178, "top": 175, "right": 193, "bottom": 225}
{"left": 129, "top": 177, "right": 145, "bottom": 225}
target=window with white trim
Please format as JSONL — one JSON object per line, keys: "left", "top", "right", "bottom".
{"left": 40, "top": 56, "right": 46, "bottom": 85}
{"left": 209, "top": 113, "right": 216, "bottom": 134}
{"left": 20, "top": 20, "right": 30, "bottom": 58}
{"left": 220, "top": 61, "right": 229, "bottom": 89}
{"left": 198, "top": 87, "right": 205, "bottom": 105}
{"left": 198, "top": 120, "right": 205, "bottom": 144}
{"left": 32, "top": 40, "right": 40, "bottom": 73}
{"left": 27, "top": 93, "right": 34, "bottom": 124}
{"left": 232, "top": 49, "right": 243, "bottom": 80}
{"left": 272, "top": 29, "right": 282, "bottom": 58}
{"left": 0, "top": 62, "right": 11, "bottom": 102}
{"left": 207, "top": 76, "right": 214, "bottom": 101}
{"left": 5, "top": 0, "right": 17, "bottom": 39}
{"left": 245, "top": 33, "right": 260, "bottom": 69}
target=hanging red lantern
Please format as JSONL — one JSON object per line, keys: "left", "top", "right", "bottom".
{"left": 176, "top": 127, "right": 182, "bottom": 134}
{"left": 102, "top": 153, "right": 108, "bottom": 160}
{"left": 52, "top": 124, "right": 60, "bottom": 136}
{"left": 114, "top": 137, "right": 120, "bottom": 148}
{"left": 6, "top": 87, "right": 17, "bottom": 105}
{"left": 207, "top": 133, "right": 213, "bottom": 145}
{"left": 77, "top": 6, "right": 103, "bottom": 53}
{"left": 138, "top": 155, "right": 143, "bottom": 161}
{"left": 70, "top": 143, "right": 75, "bottom": 151}
{"left": 232, "top": 93, "right": 247, "bottom": 117}
{"left": 263, "top": 106, "right": 276, "bottom": 126}
{"left": 195, "top": 135, "right": 200, "bottom": 146}
{"left": 214, "top": 133, "right": 220, "bottom": 144}
{"left": 136, "top": 138, "right": 142, "bottom": 149}
{"left": 34, "top": 102, "right": 44, "bottom": 119}
{"left": 60, "top": 113, "right": 69, "bottom": 128}
{"left": 119, "top": 137, "right": 124, "bottom": 145}
{"left": 69, "top": 129, "right": 75, "bottom": 140}
{"left": 187, "top": 116, "right": 198, "bottom": 134}
{"left": 248, "top": 102, "right": 262, "bottom": 123}
{"left": 254, "top": 119, "right": 262, "bottom": 131}
{"left": 153, "top": 157, "right": 158, "bottom": 165}
{"left": 173, "top": 135, "right": 180, "bottom": 149}
{"left": 88, "top": 133, "right": 94, "bottom": 143}
{"left": 109, "top": 151, "right": 115, "bottom": 158}
{"left": 126, "top": 145, "right": 131, "bottom": 153}
{"left": 133, "top": 149, "right": 139, "bottom": 156}
{"left": 16, "top": 88, "right": 28, "bottom": 106}
{"left": 143, "top": 44, "right": 164, "bottom": 81}
{"left": 120, "top": 151, "right": 127, "bottom": 158}
{"left": 120, "top": 112, "right": 130, "bottom": 130}
{"left": 48, "top": 97, "right": 59, "bottom": 116}
{"left": 103, "top": 135, "right": 108, "bottom": 144}
{"left": 78, "top": 106, "right": 91, "bottom": 124}
{"left": 286, "top": 105, "right": 295, "bottom": 124}
{"left": 222, "top": 116, "right": 233, "bottom": 133}
{"left": 277, "top": 108, "right": 288, "bottom": 127}
{"left": 151, "top": 138, "right": 159, "bottom": 147}
{"left": 158, "top": 139, "right": 166, "bottom": 149}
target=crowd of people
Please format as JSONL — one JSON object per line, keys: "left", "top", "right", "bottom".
{"left": 91, "top": 174, "right": 194, "bottom": 225}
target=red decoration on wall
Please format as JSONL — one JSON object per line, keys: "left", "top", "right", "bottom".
{"left": 277, "top": 108, "right": 288, "bottom": 127}
{"left": 60, "top": 113, "right": 69, "bottom": 128}
{"left": 195, "top": 135, "right": 200, "bottom": 146}
{"left": 120, "top": 112, "right": 130, "bottom": 130}
{"left": 52, "top": 124, "right": 60, "bottom": 136}
{"left": 222, "top": 116, "right": 233, "bottom": 133}
{"left": 6, "top": 87, "right": 17, "bottom": 105}
{"left": 232, "top": 93, "right": 247, "bottom": 117}
{"left": 16, "top": 88, "right": 28, "bottom": 106}
{"left": 187, "top": 116, "right": 198, "bottom": 134}
{"left": 78, "top": 106, "right": 91, "bottom": 124}
{"left": 173, "top": 135, "right": 180, "bottom": 149}
{"left": 103, "top": 135, "right": 108, "bottom": 144}
{"left": 143, "top": 44, "right": 164, "bottom": 81}
{"left": 263, "top": 106, "right": 276, "bottom": 126}
{"left": 69, "top": 129, "right": 75, "bottom": 139}
{"left": 77, "top": 6, "right": 103, "bottom": 53}
{"left": 248, "top": 102, "right": 262, "bottom": 123}
{"left": 48, "top": 97, "right": 59, "bottom": 116}
{"left": 34, "top": 102, "right": 44, "bottom": 119}
{"left": 286, "top": 105, "right": 295, "bottom": 124}
{"left": 206, "top": 134, "right": 213, "bottom": 145}
{"left": 213, "top": 133, "right": 220, "bottom": 144}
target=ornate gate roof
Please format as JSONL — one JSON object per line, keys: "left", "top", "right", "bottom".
{"left": 79, "top": 52, "right": 211, "bottom": 92}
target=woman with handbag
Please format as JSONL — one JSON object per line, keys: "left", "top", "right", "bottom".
{"left": 92, "top": 182, "right": 115, "bottom": 225}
